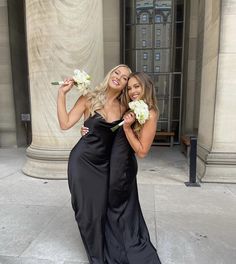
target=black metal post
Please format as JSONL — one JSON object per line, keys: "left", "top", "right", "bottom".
{"left": 185, "top": 136, "right": 200, "bottom": 187}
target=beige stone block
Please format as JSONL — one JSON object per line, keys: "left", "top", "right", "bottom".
{"left": 102, "top": 0, "right": 119, "bottom": 40}
{"left": 23, "top": 154, "right": 68, "bottom": 179}
{"left": 197, "top": 156, "right": 236, "bottom": 183}
{"left": 222, "top": 0, "right": 236, "bottom": 15}
{"left": 204, "top": 0, "right": 213, "bottom": 29}
{"left": 217, "top": 53, "right": 236, "bottom": 92}
{"left": 184, "top": 80, "right": 196, "bottom": 132}
{"left": 189, "top": 18, "right": 198, "bottom": 38}
{"left": 212, "top": 0, "right": 221, "bottom": 23}
{"left": 0, "top": 131, "right": 17, "bottom": 147}
{"left": 0, "top": 121, "right": 15, "bottom": 134}
{"left": 213, "top": 54, "right": 236, "bottom": 151}
{"left": 0, "top": 84, "right": 14, "bottom": 101}
{"left": 0, "top": 46, "right": 11, "bottom": 64}
{"left": 103, "top": 0, "right": 120, "bottom": 20}
{"left": 0, "top": 65, "right": 13, "bottom": 84}
{"left": 204, "top": 0, "right": 220, "bottom": 28}
{"left": 0, "top": 24, "right": 10, "bottom": 44}
{"left": 0, "top": 108, "right": 15, "bottom": 127}
{"left": 0, "top": 0, "right": 6, "bottom": 8}
{"left": 202, "top": 19, "right": 220, "bottom": 66}
{"left": 204, "top": 0, "right": 220, "bottom": 24}
{"left": 0, "top": 85, "right": 15, "bottom": 129}
{"left": 188, "top": 38, "right": 197, "bottom": 60}
{"left": 103, "top": 18, "right": 120, "bottom": 42}
{"left": 0, "top": 1, "right": 15, "bottom": 147}
{"left": 220, "top": 14, "right": 236, "bottom": 53}
{"left": 214, "top": 87, "right": 236, "bottom": 142}
{"left": 198, "top": 57, "right": 218, "bottom": 149}
{"left": 187, "top": 60, "right": 196, "bottom": 81}
{"left": 0, "top": 6, "right": 8, "bottom": 25}
{"left": 104, "top": 42, "right": 120, "bottom": 74}
{"left": 190, "top": 0, "right": 199, "bottom": 18}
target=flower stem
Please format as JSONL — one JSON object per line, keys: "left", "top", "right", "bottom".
{"left": 111, "top": 120, "right": 124, "bottom": 132}
{"left": 51, "top": 81, "right": 64, "bottom": 85}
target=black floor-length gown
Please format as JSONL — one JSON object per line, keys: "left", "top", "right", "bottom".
{"left": 105, "top": 126, "right": 162, "bottom": 264}
{"left": 68, "top": 112, "right": 121, "bottom": 264}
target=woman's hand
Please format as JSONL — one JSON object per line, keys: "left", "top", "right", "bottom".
{"left": 81, "top": 125, "right": 89, "bottom": 136}
{"left": 58, "top": 78, "right": 75, "bottom": 95}
{"left": 123, "top": 111, "right": 136, "bottom": 129}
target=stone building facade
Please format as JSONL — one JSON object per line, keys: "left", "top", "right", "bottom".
{"left": 0, "top": 0, "right": 235, "bottom": 182}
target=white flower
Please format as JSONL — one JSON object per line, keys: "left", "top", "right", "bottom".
{"left": 51, "top": 69, "right": 91, "bottom": 96}
{"left": 73, "top": 69, "right": 91, "bottom": 95}
{"left": 111, "top": 100, "right": 149, "bottom": 132}
{"left": 128, "top": 100, "right": 149, "bottom": 125}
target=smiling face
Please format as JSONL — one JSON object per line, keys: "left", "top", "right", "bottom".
{"left": 108, "top": 66, "right": 130, "bottom": 92}
{"left": 127, "top": 76, "right": 144, "bottom": 101}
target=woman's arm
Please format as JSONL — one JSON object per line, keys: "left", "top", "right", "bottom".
{"left": 123, "top": 109, "right": 158, "bottom": 158}
{"left": 57, "top": 79, "right": 88, "bottom": 130}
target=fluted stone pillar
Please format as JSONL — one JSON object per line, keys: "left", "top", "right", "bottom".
{"left": 197, "top": 0, "right": 236, "bottom": 182}
{"left": 23, "top": 0, "right": 104, "bottom": 179}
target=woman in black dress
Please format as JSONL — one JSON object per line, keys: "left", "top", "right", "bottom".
{"left": 83, "top": 72, "right": 162, "bottom": 263}
{"left": 57, "top": 64, "right": 131, "bottom": 264}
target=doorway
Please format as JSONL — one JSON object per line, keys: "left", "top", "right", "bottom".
{"left": 121, "top": 0, "right": 185, "bottom": 144}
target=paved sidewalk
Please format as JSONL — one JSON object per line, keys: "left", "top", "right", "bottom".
{"left": 0, "top": 147, "right": 236, "bottom": 264}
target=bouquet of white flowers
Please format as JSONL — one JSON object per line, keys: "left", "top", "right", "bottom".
{"left": 51, "top": 69, "right": 91, "bottom": 96}
{"left": 111, "top": 100, "right": 149, "bottom": 132}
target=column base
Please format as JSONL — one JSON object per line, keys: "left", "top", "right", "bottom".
{"left": 22, "top": 145, "right": 70, "bottom": 179}
{"left": 197, "top": 145, "right": 236, "bottom": 183}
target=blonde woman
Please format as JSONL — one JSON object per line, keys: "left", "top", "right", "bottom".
{"left": 82, "top": 72, "right": 162, "bottom": 263}
{"left": 57, "top": 64, "right": 131, "bottom": 264}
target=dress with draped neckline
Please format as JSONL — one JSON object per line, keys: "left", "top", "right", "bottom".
{"left": 68, "top": 112, "right": 121, "bottom": 264}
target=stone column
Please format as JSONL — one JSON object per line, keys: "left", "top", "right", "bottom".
{"left": 197, "top": 0, "right": 236, "bottom": 182}
{"left": 22, "top": 0, "right": 104, "bottom": 179}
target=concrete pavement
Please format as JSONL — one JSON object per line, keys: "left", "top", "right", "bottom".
{"left": 0, "top": 147, "right": 236, "bottom": 264}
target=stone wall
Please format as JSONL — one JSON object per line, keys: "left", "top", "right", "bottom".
{"left": 182, "top": 0, "right": 202, "bottom": 135}
{"left": 0, "top": 0, "right": 16, "bottom": 147}
{"left": 183, "top": 0, "right": 199, "bottom": 134}
{"left": 103, "top": 0, "right": 121, "bottom": 74}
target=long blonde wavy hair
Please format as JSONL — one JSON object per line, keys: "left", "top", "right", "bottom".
{"left": 121, "top": 72, "right": 159, "bottom": 135}
{"left": 86, "top": 64, "right": 132, "bottom": 116}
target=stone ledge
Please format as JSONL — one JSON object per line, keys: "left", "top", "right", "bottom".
{"left": 25, "top": 145, "right": 71, "bottom": 161}
{"left": 22, "top": 145, "right": 69, "bottom": 179}
{"left": 197, "top": 144, "right": 236, "bottom": 183}
{"left": 198, "top": 144, "right": 236, "bottom": 165}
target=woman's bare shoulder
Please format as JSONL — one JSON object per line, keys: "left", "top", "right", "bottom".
{"left": 74, "top": 95, "right": 90, "bottom": 106}
{"left": 149, "top": 108, "right": 158, "bottom": 120}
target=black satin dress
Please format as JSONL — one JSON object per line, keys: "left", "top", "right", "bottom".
{"left": 105, "top": 127, "right": 161, "bottom": 264}
{"left": 68, "top": 112, "right": 120, "bottom": 264}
